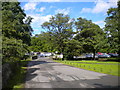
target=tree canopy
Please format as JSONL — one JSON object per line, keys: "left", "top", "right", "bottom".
{"left": 104, "top": 1, "right": 119, "bottom": 53}
{"left": 41, "top": 13, "right": 74, "bottom": 55}
{"left": 74, "top": 18, "right": 105, "bottom": 59}
{"left": 2, "top": 2, "right": 33, "bottom": 45}
{"left": 2, "top": 2, "right": 33, "bottom": 63}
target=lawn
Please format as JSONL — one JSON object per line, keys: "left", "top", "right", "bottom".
{"left": 54, "top": 60, "right": 120, "bottom": 76}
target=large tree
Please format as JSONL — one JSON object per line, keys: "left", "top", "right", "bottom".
{"left": 2, "top": 2, "right": 33, "bottom": 63}
{"left": 64, "top": 39, "right": 82, "bottom": 60}
{"left": 104, "top": 1, "right": 119, "bottom": 54}
{"left": 2, "top": 2, "right": 33, "bottom": 45}
{"left": 41, "top": 13, "right": 74, "bottom": 59}
{"left": 29, "top": 32, "right": 56, "bottom": 52}
{"left": 75, "top": 17, "right": 105, "bottom": 59}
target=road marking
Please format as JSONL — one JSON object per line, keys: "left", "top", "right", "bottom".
{"left": 80, "top": 83, "right": 88, "bottom": 87}
{"left": 80, "top": 83, "right": 95, "bottom": 88}
{"left": 71, "top": 76, "right": 80, "bottom": 80}
{"left": 49, "top": 77, "right": 56, "bottom": 81}
{"left": 57, "top": 74, "right": 75, "bottom": 81}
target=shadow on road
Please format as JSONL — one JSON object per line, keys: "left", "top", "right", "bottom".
{"left": 25, "top": 68, "right": 39, "bottom": 81}
{"left": 27, "top": 60, "right": 56, "bottom": 67}
{"left": 93, "top": 83, "right": 120, "bottom": 88}
{"left": 25, "top": 60, "right": 56, "bottom": 82}
{"left": 25, "top": 58, "right": 120, "bottom": 88}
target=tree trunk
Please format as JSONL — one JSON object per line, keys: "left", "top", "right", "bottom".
{"left": 93, "top": 49, "right": 96, "bottom": 60}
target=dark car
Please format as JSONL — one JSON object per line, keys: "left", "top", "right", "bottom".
{"left": 86, "top": 54, "right": 98, "bottom": 59}
{"left": 108, "top": 53, "right": 118, "bottom": 57}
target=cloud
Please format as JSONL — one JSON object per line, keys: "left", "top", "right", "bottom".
{"left": 22, "top": 0, "right": 61, "bottom": 2}
{"left": 80, "top": 8, "right": 92, "bottom": 13}
{"left": 50, "top": 6, "right": 56, "bottom": 9}
{"left": 93, "top": 20, "right": 105, "bottom": 28}
{"left": 23, "top": 2, "right": 38, "bottom": 10}
{"left": 55, "top": 8, "right": 71, "bottom": 15}
{"left": 39, "top": 7, "right": 46, "bottom": 12}
{"left": 19, "top": 0, "right": 105, "bottom": 2}
{"left": 26, "top": 14, "right": 52, "bottom": 33}
{"left": 27, "top": 14, "right": 52, "bottom": 26}
{"left": 93, "top": 20, "right": 104, "bottom": 24}
{"left": 81, "top": 0, "right": 118, "bottom": 13}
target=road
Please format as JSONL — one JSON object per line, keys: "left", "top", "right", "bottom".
{"left": 25, "top": 57, "right": 119, "bottom": 88}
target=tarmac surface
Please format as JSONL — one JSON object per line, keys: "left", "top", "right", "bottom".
{"left": 25, "top": 57, "right": 120, "bottom": 88}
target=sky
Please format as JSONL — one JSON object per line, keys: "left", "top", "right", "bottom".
{"left": 19, "top": 0, "right": 118, "bottom": 36}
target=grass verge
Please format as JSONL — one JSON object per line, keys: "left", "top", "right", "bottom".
{"left": 54, "top": 60, "right": 120, "bottom": 76}
{"left": 6, "top": 58, "right": 31, "bottom": 89}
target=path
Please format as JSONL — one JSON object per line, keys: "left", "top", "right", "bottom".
{"left": 25, "top": 57, "right": 119, "bottom": 88}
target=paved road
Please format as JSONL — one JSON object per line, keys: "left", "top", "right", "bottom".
{"left": 25, "top": 57, "right": 119, "bottom": 88}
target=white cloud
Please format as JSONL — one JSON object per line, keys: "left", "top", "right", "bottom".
{"left": 93, "top": 20, "right": 105, "bottom": 28}
{"left": 81, "top": 0, "right": 118, "bottom": 13}
{"left": 33, "top": 29, "right": 40, "bottom": 32}
{"left": 19, "top": 0, "right": 104, "bottom": 2}
{"left": 26, "top": 14, "right": 52, "bottom": 33}
{"left": 93, "top": 20, "right": 104, "bottom": 24}
{"left": 80, "top": 8, "right": 92, "bottom": 13}
{"left": 40, "top": 0, "right": 60, "bottom": 1}
{"left": 50, "top": 6, "right": 56, "bottom": 9}
{"left": 27, "top": 14, "right": 52, "bottom": 26}
{"left": 23, "top": 2, "right": 37, "bottom": 10}
{"left": 55, "top": 8, "right": 71, "bottom": 15}
{"left": 39, "top": 7, "right": 46, "bottom": 12}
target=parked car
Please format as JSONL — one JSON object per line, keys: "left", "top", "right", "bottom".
{"left": 97, "top": 53, "right": 111, "bottom": 58}
{"left": 108, "top": 53, "right": 119, "bottom": 57}
{"left": 38, "top": 52, "right": 52, "bottom": 57}
{"left": 86, "top": 54, "right": 98, "bottom": 59}
{"left": 32, "top": 55, "right": 38, "bottom": 59}
{"left": 38, "top": 53, "right": 45, "bottom": 57}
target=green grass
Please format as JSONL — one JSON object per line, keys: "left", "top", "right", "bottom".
{"left": 6, "top": 58, "right": 31, "bottom": 89}
{"left": 54, "top": 60, "right": 120, "bottom": 76}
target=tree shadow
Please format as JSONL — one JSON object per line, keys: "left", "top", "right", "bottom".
{"left": 25, "top": 68, "right": 40, "bottom": 81}
{"left": 93, "top": 83, "right": 120, "bottom": 88}
{"left": 27, "top": 61, "right": 56, "bottom": 67}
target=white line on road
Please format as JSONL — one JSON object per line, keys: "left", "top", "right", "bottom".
{"left": 79, "top": 83, "right": 95, "bottom": 88}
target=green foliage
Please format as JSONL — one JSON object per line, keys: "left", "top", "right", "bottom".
{"left": 2, "top": 2, "right": 33, "bottom": 45}
{"left": 2, "top": 36, "right": 28, "bottom": 63}
{"left": 74, "top": 17, "right": 105, "bottom": 59}
{"left": 41, "top": 13, "right": 74, "bottom": 54}
{"left": 4, "top": 59, "right": 31, "bottom": 88}
{"left": 29, "top": 32, "right": 56, "bottom": 52}
{"left": 104, "top": 3, "right": 119, "bottom": 53}
{"left": 64, "top": 39, "right": 82, "bottom": 59}
{"left": 2, "top": 2, "right": 33, "bottom": 64}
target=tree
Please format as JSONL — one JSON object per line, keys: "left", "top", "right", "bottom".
{"left": 2, "top": 36, "right": 28, "bottom": 64}
{"left": 104, "top": 3, "right": 119, "bottom": 54}
{"left": 2, "top": 2, "right": 33, "bottom": 63}
{"left": 64, "top": 39, "right": 82, "bottom": 60}
{"left": 29, "top": 32, "right": 56, "bottom": 52}
{"left": 75, "top": 17, "right": 105, "bottom": 59}
{"left": 41, "top": 13, "right": 74, "bottom": 59}
{"left": 118, "top": 1, "right": 120, "bottom": 56}
{"left": 2, "top": 2, "right": 33, "bottom": 45}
